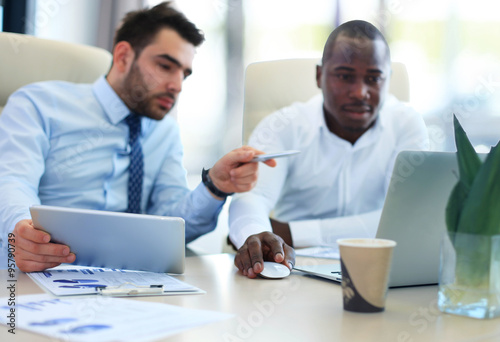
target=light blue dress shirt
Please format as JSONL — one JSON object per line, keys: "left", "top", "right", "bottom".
{"left": 0, "top": 76, "right": 224, "bottom": 252}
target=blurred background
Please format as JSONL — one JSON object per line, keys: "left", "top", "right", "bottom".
{"left": 2, "top": 0, "right": 500, "bottom": 251}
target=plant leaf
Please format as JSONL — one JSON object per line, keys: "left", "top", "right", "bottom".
{"left": 453, "top": 115, "right": 482, "bottom": 190}
{"left": 446, "top": 115, "right": 483, "bottom": 234}
{"left": 457, "top": 141, "right": 500, "bottom": 235}
{"left": 445, "top": 182, "right": 468, "bottom": 235}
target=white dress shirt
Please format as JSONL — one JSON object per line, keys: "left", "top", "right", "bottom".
{"left": 229, "top": 93, "right": 429, "bottom": 249}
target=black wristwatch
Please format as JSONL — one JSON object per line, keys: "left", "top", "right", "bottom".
{"left": 202, "top": 168, "right": 234, "bottom": 198}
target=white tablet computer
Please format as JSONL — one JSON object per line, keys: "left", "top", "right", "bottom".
{"left": 29, "top": 205, "right": 185, "bottom": 274}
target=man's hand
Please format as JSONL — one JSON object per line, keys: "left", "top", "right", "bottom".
{"left": 234, "top": 232, "right": 295, "bottom": 279}
{"left": 208, "top": 146, "right": 276, "bottom": 197}
{"left": 270, "top": 218, "right": 293, "bottom": 247}
{"left": 12, "top": 219, "right": 76, "bottom": 272}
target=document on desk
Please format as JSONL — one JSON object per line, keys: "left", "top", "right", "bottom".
{"left": 295, "top": 246, "right": 340, "bottom": 259}
{"left": 28, "top": 265, "right": 204, "bottom": 296}
{"left": 0, "top": 293, "right": 232, "bottom": 342}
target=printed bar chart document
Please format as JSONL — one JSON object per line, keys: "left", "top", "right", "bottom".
{"left": 28, "top": 265, "right": 203, "bottom": 296}
{"left": 0, "top": 294, "right": 232, "bottom": 342}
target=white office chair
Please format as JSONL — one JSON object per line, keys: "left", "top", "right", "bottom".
{"left": 242, "top": 58, "right": 410, "bottom": 144}
{"left": 0, "top": 32, "right": 112, "bottom": 114}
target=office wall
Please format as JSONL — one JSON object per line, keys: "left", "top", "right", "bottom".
{"left": 32, "top": 0, "right": 100, "bottom": 46}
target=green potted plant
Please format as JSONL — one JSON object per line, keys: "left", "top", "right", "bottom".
{"left": 438, "top": 115, "right": 500, "bottom": 319}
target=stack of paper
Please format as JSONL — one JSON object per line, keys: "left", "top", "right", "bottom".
{"left": 295, "top": 246, "right": 340, "bottom": 259}
{"left": 0, "top": 294, "right": 232, "bottom": 342}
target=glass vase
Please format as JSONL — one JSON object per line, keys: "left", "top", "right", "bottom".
{"left": 438, "top": 232, "right": 500, "bottom": 319}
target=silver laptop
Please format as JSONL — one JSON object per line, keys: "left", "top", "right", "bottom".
{"left": 294, "top": 151, "right": 467, "bottom": 287}
{"left": 30, "top": 205, "right": 185, "bottom": 273}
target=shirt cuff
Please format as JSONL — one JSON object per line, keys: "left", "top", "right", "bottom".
{"left": 230, "top": 222, "right": 271, "bottom": 250}
{"left": 289, "top": 219, "right": 322, "bottom": 248}
{"left": 196, "top": 181, "right": 226, "bottom": 202}
{"left": 191, "top": 182, "right": 225, "bottom": 216}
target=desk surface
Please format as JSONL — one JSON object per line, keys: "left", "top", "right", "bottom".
{"left": 1, "top": 254, "right": 499, "bottom": 342}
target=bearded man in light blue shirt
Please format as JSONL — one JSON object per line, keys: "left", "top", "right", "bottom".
{"left": 0, "top": 2, "right": 274, "bottom": 272}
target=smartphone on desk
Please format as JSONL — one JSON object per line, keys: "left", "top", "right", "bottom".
{"left": 251, "top": 150, "right": 300, "bottom": 162}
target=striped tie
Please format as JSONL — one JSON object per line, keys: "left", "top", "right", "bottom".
{"left": 125, "top": 114, "right": 143, "bottom": 214}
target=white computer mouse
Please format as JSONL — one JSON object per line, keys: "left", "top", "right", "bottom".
{"left": 259, "top": 261, "right": 291, "bottom": 279}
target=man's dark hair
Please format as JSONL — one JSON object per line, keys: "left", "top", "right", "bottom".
{"left": 321, "top": 20, "right": 390, "bottom": 64}
{"left": 113, "top": 1, "right": 205, "bottom": 58}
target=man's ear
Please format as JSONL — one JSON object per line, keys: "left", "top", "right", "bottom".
{"left": 316, "top": 64, "right": 322, "bottom": 89}
{"left": 112, "top": 41, "right": 135, "bottom": 74}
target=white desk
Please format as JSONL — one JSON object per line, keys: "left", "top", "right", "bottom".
{"left": 1, "top": 254, "right": 499, "bottom": 342}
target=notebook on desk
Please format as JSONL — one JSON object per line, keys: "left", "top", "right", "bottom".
{"left": 29, "top": 205, "right": 185, "bottom": 273}
{"left": 294, "top": 151, "right": 466, "bottom": 287}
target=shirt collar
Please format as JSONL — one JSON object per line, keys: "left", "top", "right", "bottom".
{"left": 93, "top": 76, "right": 130, "bottom": 125}
{"left": 92, "top": 76, "right": 155, "bottom": 134}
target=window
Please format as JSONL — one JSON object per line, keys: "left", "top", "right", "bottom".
{"left": 385, "top": 0, "right": 500, "bottom": 151}
{"left": 0, "top": 4, "right": 4, "bottom": 32}
{"left": 2, "top": 0, "right": 28, "bottom": 33}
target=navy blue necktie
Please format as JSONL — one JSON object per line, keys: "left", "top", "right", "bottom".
{"left": 125, "top": 114, "right": 143, "bottom": 214}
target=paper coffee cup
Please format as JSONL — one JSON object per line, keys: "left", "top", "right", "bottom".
{"left": 337, "top": 238, "right": 396, "bottom": 313}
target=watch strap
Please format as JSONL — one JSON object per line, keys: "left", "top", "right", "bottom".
{"left": 202, "top": 168, "right": 234, "bottom": 198}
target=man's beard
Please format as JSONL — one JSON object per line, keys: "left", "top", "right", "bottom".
{"left": 121, "top": 63, "right": 174, "bottom": 120}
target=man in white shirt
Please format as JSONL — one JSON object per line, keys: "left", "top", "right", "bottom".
{"left": 229, "top": 20, "right": 429, "bottom": 278}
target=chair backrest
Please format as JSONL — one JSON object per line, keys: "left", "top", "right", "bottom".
{"left": 242, "top": 58, "right": 410, "bottom": 144}
{"left": 0, "top": 32, "right": 112, "bottom": 113}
